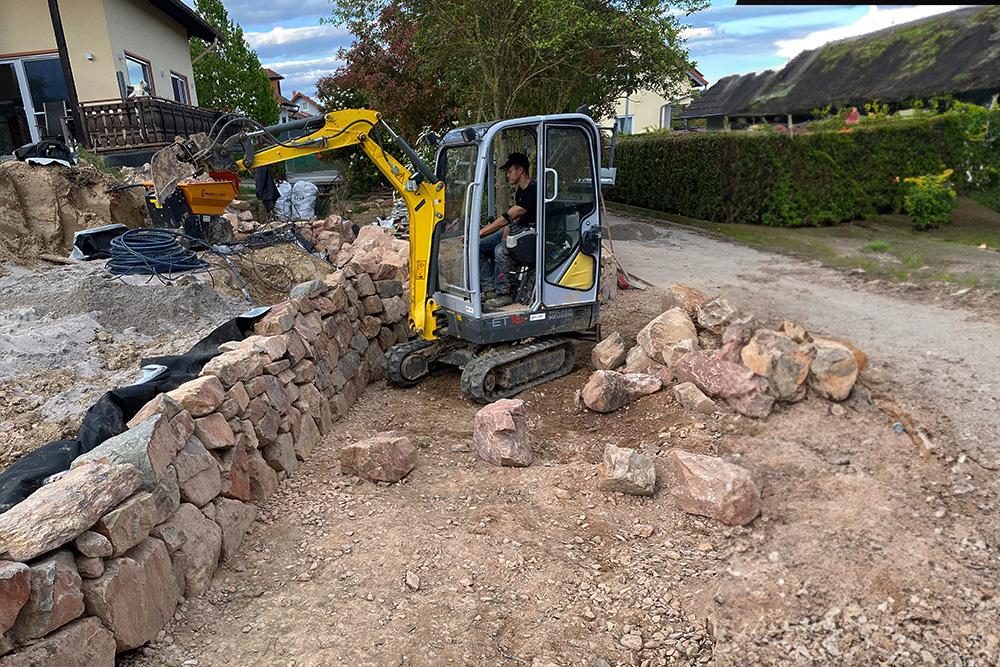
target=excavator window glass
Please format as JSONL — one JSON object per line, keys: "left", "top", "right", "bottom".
{"left": 435, "top": 143, "right": 479, "bottom": 295}
{"left": 543, "top": 124, "right": 597, "bottom": 288}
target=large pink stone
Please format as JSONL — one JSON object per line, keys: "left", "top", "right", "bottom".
{"left": 0, "top": 561, "right": 30, "bottom": 635}
{"left": 670, "top": 450, "right": 761, "bottom": 526}
{"left": 340, "top": 432, "right": 417, "bottom": 481}
{"left": 675, "top": 351, "right": 768, "bottom": 399}
{"left": 473, "top": 399, "right": 532, "bottom": 467}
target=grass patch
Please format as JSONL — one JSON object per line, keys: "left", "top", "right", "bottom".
{"left": 861, "top": 240, "right": 893, "bottom": 253}
{"left": 77, "top": 148, "right": 123, "bottom": 181}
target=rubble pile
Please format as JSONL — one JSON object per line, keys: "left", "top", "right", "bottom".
{"left": 297, "top": 214, "right": 357, "bottom": 257}
{"left": 0, "top": 264, "right": 414, "bottom": 663}
{"left": 580, "top": 284, "right": 865, "bottom": 421}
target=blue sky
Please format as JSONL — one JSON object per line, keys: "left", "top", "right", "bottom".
{"left": 186, "top": 2, "right": 969, "bottom": 104}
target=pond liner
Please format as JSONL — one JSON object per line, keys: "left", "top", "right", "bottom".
{"left": 0, "top": 307, "right": 268, "bottom": 514}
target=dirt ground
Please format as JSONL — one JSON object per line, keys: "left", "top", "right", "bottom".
{"left": 103, "top": 238, "right": 996, "bottom": 666}
{"left": 2, "top": 204, "right": 998, "bottom": 665}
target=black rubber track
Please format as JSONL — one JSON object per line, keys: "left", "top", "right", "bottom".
{"left": 383, "top": 337, "right": 458, "bottom": 387}
{"left": 460, "top": 338, "right": 576, "bottom": 403}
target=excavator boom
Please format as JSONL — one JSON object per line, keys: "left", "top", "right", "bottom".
{"left": 149, "top": 110, "right": 446, "bottom": 341}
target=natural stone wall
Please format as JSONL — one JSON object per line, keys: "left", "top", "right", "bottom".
{"left": 0, "top": 263, "right": 412, "bottom": 664}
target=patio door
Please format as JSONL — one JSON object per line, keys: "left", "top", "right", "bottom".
{"left": 0, "top": 55, "right": 69, "bottom": 155}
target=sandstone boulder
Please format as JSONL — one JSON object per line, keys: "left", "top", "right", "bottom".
{"left": 0, "top": 562, "right": 30, "bottom": 635}
{"left": 93, "top": 491, "right": 157, "bottom": 557}
{"left": 80, "top": 537, "right": 180, "bottom": 652}
{"left": 166, "top": 375, "right": 226, "bottom": 417}
{"left": 591, "top": 332, "right": 628, "bottom": 371}
{"left": 158, "top": 504, "right": 222, "bottom": 598}
{"left": 0, "top": 463, "right": 142, "bottom": 561}
{"left": 696, "top": 297, "right": 741, "bottom": 334}
{"left": 670, "top": 450, "right": 760, "bottom": 525}
{"left": 660, "top": 285, "right": 711, "bottom": 318}
{"left": 0, "top": 617, "right": 115, "bottom": 667}
{"left": 213, "top": 498, "right": 257, "bottom": 561}
{"left": 173, "top": 437, "right": 222, "bottom": 507}
{"left": 597, "top": 444, "right": 655, "bottom": 496}
{"left": 672, "top": 382, "right": 717, "bottom": 414}
{"left": 808, "top": 339, "right": 859, "bottom": 401}
{"left": 581, "top": 370, "right": 629, "bottom": 413}
{"left": 675, "top": 351, "right": 767, "bottom": 399}
{"left": 72, "top": 414, "right": 180, "bottom": 490}
{"left": 340, "top": 433, "right": 417, "bottom": 482}
{"left": 636, "top": 308, "right": 699, "bottom": 365}
{"left": 741, "top": 329, "right": 814, "bottom": 402}
{"left": 472, "top": 399, "right": 532, "bottom": 467}
{"left": 622, "top": 373, "right": 662, "bottom": 400}
{"left": 622, "top": 346, "right": 673, "bottom": 384}
{"left": 10, "top": 550, "right": 84, "bottom": 641}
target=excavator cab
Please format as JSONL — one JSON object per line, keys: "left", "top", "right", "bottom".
{"left": 384, "top": 112, "right": 608, "bottom": 402}
{"left": 430, "top": 113, "right": 604, "bottom": 346}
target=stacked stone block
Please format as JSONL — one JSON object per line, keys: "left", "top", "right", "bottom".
{"left": 0, "top": 267, "right": 412, "bottom": 664}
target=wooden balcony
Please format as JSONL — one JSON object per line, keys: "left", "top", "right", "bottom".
{"left": 79, "top": 96, "right": 223, "bottom": 153}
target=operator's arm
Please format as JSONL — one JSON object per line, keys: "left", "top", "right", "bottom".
{"left": 478, "top": 204, "right": 529, "bottom": 237}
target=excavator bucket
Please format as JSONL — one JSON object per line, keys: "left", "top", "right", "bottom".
{"left": 150, "top": 141, "right": 198, "bottom": 201}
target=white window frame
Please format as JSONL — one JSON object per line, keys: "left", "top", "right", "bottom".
{"left": 0, "top": 53, "right": 63, "bottom": 149}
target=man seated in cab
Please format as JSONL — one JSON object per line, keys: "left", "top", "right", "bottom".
{"left": 477, "top": 152, "right": 537, "bottom": 308}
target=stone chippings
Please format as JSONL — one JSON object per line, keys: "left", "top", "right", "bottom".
{"left": 0, "top": 244, "right": 416, "bottom": 662}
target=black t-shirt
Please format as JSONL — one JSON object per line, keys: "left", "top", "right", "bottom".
{"left": 514, "top": 181, "right": 537, "bottom": 229}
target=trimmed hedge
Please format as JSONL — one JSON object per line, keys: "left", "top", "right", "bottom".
{"left": 607, "top": 112, "right": 997, "bottom": 226}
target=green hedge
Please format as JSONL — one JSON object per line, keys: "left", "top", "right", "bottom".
{"left": 607, "top": 111, "right": 998, "bottom": 226}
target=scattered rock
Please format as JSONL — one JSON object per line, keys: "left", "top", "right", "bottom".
{"left": 405, "top": 571, "right": 420, "bottom": 591}
{"left": 597, "top": 444, "right": 655, "bottom": 496}
{"left": 636, "top": 308, "right": 699, "bottom": 366}
{"left": 591, "top": 332, "right": 628, "bottom": 370}
{"left": 670, "top": 450, "right": 761, "bottom": 526}
{"left": 660, "top": 285, "right": 711, "bottom": 318}
{"left": 673, "top": 382, "right": 718, "bottom": 414}
{"left": 621, "top": 373, "right": 662, "bottom": 400}
{"left": 675, "top": 351, "right": 768, "bottom": 399}
{"left": 340, "top": 432, "right": 417, "bottom": 482}
{"left": 581, "top": 370, "right": 629, "bottom": 413}
{"left": 740, "top": 329, "right": 814, "bottom": 402}
{"left": 808, "top": 339, "right": 859, "bottom": 401}
{"left": 472, "top": 399, "right": 532, "bottom": 467}
{"left": 696, "top": 296, "right": 742, "bottom": 334}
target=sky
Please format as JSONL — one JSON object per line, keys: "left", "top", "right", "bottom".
{"left": 185, "top": 2, "right": 971, "bottom": 104}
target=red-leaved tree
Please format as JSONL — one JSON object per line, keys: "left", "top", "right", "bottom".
{"left": 316, "top": 3, "right": 470, "bottom": 143}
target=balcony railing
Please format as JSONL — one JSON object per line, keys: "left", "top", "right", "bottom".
{"left": 79, "top": 96, "right": 223, "bottom": 153}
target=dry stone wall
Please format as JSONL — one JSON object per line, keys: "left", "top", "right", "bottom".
{"left": 0, "top": 263, "right": 413, "bottom": 664}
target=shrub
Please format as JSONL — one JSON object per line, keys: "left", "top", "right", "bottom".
{"left": 902, "top": 169, "right": 957, "bottom": 230}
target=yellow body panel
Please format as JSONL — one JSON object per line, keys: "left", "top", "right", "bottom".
{"left": 558, "top": 252, "right": 596, "bottom": 290}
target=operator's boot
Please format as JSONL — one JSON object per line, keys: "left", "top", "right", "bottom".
{"left": 485, "top": 291, "right": 513, "bottom": 308}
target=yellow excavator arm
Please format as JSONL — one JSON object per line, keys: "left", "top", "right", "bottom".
{"left": 153, "top": 109, "right": 445, "bottom": 340}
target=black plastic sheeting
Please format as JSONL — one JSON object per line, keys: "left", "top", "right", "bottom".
{"left": 0, "top": 308, "right": 267, "bottom": 514}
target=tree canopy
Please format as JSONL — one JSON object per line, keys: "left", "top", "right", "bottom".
{"left": 324, "top": 0, "right": 708, "bottom": 123}
{"left": 190, "top": 0, "right": 279, "bottom": 126}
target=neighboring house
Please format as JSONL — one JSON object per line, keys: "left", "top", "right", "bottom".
{"left": 678, "top": 5, "right": 1000, "bottom": 130}
{"left": 289, "top": 92, "right": 321, "bottom": 118}
{"left": 265, "top": 69, "right": 320, "bottom": 124}
{"left": 608, "top": 68, "right": 709, "bottom": 135}
{"left": 0, "top": 0, "right": 221, "bottom": 157}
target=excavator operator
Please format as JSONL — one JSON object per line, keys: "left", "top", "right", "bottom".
{"left": 477, "top": 152, "right": 537, "bottom": 307}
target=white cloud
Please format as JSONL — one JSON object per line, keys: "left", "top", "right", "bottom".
{"left": 245, "top": 25, "right": 348, "bottom": 48}
{"left": 774, "top": 5, "right": 968, "bottom": 60}
{"left": 682, "top": 26, "right": 717, "bottom": 41}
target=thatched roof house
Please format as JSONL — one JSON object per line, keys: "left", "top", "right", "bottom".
{"left": 678, "top": 5, "right": 1000, "bottom": 128}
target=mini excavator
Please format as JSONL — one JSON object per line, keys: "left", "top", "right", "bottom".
{"left": 150, "top": 109, "right": 615, "bottom": 402}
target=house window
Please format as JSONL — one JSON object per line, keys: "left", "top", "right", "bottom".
{"left": 171, "top": 72, "right": 190, "bottom": 104}
{"left": 0, "top": 54, "right": 69, "bottom": 154}
{"left": 124, "top": 53, "right": 153, "bottom": 96}
{"left": 615, "top": 115, "right": 634, "bottom": 135}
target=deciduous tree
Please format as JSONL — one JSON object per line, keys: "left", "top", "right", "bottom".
{"left": 325, "top": 0, "right": 707, "bottom": 122}
{"left": 190, "top": 0, "right": 279, "bottom": 125}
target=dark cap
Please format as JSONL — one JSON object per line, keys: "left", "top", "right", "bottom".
{"left": 498, "top": 152, "right": 530, "bottom": 171}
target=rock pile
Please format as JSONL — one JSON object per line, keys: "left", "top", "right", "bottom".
{"left": 580, "top": 284, "right": 865, "bottom": 420}
{"left": 0, "top": 263, "right": 414, "bottom": 663}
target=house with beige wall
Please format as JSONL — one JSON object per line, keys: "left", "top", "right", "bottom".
{"left": 608, "top": 68, "right": 709, "bottom": 135}
{"left": 0, "top": 0, "right": 219, "bottom": 156}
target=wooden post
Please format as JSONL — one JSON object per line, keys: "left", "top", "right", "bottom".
{"left": 46, "top": 0, "right": 86, "bottom": 146}
{"left": 787, "top": 113, "right": 793, "bottom": 136}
